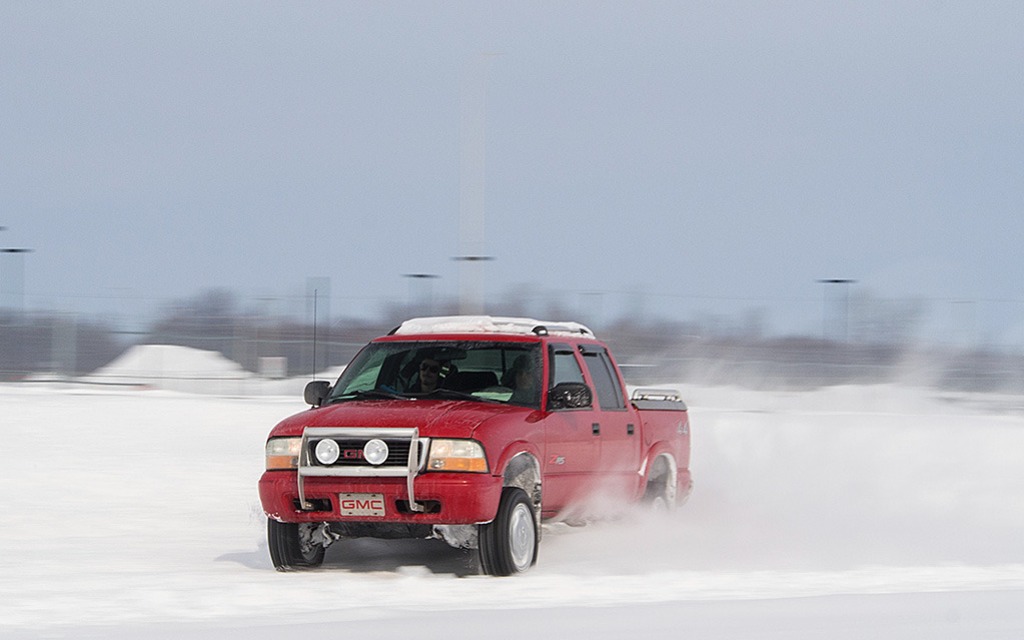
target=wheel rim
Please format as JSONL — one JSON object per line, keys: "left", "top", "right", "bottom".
{"left": 508, "top": 502, "right": 536, "bottom": 572}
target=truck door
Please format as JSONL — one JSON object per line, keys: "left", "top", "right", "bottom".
{"left": 579, "top": 345, "right": 641, "bottom": 497}
{"left": 541, "top": 343, "right": 600, "bottom": 513}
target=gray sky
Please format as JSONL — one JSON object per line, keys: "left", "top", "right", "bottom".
{"left": 2, "top": 2, "right": 1023, "bottom": 341}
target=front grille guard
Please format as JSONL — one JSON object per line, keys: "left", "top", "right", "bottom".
{"left": 297, "top": 427, "right": 430, "bottom": 513}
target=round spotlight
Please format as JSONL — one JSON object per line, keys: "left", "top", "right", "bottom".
{"left": 314, "top": 438, "right": 340, "bottom": 465}
{"left": 363, "top": 439, "right": 389, "bottom": 465}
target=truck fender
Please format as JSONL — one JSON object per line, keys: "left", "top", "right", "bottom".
{"left": 497, "top": 448, "right": 542, "bottom": 521}
{"left": 640, "top": 449, "right": 678, "bottom": 499}
{"left": 639, "top": 444, "right": 676, "bottom": 477}
{"left": 501, "top": 450, "right": 541, "bottom": 499}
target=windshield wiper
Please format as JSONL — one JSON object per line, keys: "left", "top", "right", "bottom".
{"left": 327, "top": 389, "right": 412, "bottom": 403}
{"left": 424, "top": 388, "right": 502, "bottom": 404}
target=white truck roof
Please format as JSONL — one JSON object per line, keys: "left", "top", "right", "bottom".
{"left": 391, "top": 315, "right": 595, "bottom": 338}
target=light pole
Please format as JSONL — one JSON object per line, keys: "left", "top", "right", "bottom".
{"left": 452, "top": 255, "right": 494, "bottom": 315}
{"left": 817, "top": 278, "right": 857, "bottom": 342}
{"left": 457, "top": 54, "right": 502, "bottom": 317}
{"left": 1, "top": 248, "right": 34, "bottom": 315}
{"left": 402, "top": 273, "right": 440, "bottom": 315}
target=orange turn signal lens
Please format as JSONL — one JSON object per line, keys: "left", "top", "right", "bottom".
{"left": 427, "top": 439, "right": 489, "bottom": 473}
{"left": 265, "top": 437, "right": 301, "bottom": 470}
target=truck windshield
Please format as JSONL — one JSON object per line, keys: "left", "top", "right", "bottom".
{"left": 327, "top": 341, "right": 542, "bottom": 408}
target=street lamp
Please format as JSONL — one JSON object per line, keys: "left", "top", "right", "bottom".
{"left": 1, "top": 248, "right": 34, "bottom": 315}
{"left": 816, "top": 278, "right": 857, "bottom": 342}
{"left": 452, "top": 255, "right": 494, "bottom": 315}
{"left": 402, "top": 273, "right": 440, "bottom": 315}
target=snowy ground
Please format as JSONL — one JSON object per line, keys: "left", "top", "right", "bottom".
{"left": 3, "top": 347, "right": 1024, "bottom": 638}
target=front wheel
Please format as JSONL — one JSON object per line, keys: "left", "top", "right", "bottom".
{"left": 267, "top": 520, "right": 326, "bottom": 571}
{"left": 478, "top": 487, "right": 538, "bottom": 576}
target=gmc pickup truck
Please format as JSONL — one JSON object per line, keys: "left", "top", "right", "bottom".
{"left": 259, "top": 316, "right": 691, "bottom": 575}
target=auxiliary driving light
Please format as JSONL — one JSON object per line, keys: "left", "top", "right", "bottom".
{"left": 363, "top": 438, "right": 389, "bottom": 465}
{"left": 314, "top": 438, "right": 341, "bottom": 465}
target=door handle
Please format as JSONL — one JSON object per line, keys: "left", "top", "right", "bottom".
{"left": 592, "top": 422, "right": 600, "bottom": 435}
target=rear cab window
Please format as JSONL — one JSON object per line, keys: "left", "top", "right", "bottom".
{"left": 579, "top": 345, "right": 626, "bottom": 410}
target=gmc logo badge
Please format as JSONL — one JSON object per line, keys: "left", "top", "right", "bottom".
{"left": 340, "top": 498, "right": 384, "bottom": 511}
{"left": 338, "top": 492, "right": 386, "bottom": 516}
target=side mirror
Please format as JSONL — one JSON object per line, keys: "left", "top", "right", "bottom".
{"left": 304, "top": 380, "right": 331, "bottom": 407}
{"left": 547, "top": 382, "right": 593, "bottom": 411}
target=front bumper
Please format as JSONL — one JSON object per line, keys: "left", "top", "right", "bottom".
{"left": 259, "top": 471, "right": 504, "bottom": 525}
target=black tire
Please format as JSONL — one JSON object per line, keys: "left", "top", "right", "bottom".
{"left": 267, "top": 519, "right": 326, "bottom": 571}
{"left": 478, "top": 487, "right": 538, "bottom": 576}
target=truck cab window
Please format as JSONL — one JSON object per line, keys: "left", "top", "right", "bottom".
{"left": 580, "top": 347, "right": 625, "bottom": 410}
{"left": 549, "top": 344, "right": 585, "bottom": 387}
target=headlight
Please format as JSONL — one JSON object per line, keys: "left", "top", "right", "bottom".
{"left": 427, "top": 439, "right": 489, "bottom": 473}
{"left": 363, "top": 438, "right": 389, "bottom": 465}
{"left": 314, "top": 438, "right": 340, "bottom": 465}
{"left": 266, "top": 437, "right": 301, "bottom": 470}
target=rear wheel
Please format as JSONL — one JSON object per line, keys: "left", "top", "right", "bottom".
{"left": 643, "top": 456, "right": 678, "bottom": 512}
{"left": 267, "top": 520, "right": 326, "bottom": 571}
{"left": 478, "top": 487, "right": 538, "bottom": 576}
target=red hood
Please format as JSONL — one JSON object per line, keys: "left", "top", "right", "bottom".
{"left": 268, "top": 399, "right": 527, "bottom": 440}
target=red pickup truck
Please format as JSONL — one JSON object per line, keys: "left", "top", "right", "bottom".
{"left": 259, "top": 316, "right": 691, "bottom": 575}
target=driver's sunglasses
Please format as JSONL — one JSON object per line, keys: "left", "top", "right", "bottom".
{"left": 420, "top": 363, "right": 440, "bottom": 373}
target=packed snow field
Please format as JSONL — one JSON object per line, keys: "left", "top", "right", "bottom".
{"left": 3, "top": 346, "right": 1024, "bottom": 638}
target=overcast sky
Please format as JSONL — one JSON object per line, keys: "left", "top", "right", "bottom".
{"left": 2, "top": 2, "right": 1022, "bottom": 341}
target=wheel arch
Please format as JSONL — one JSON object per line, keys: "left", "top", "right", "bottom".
{"left": 500, "top": 449, "right": 542, "bottom": 514}
{"left": 642, "top": 448, "right": 678, "bottom": 487}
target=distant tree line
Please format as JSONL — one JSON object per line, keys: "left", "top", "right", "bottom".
{"left": 2, "top": 289, "right": 1023, "bottom": 392}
